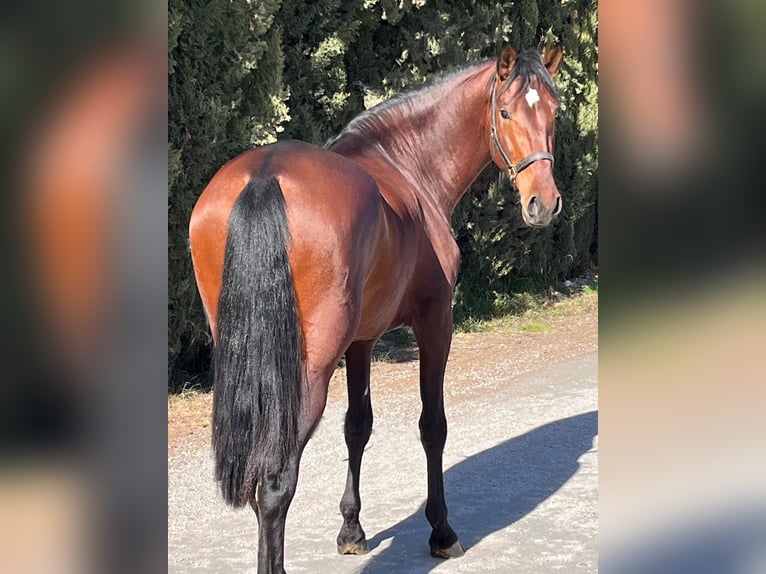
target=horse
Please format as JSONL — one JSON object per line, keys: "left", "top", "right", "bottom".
{"left": 189, "top": 44, "right": 563, "bottom": 573}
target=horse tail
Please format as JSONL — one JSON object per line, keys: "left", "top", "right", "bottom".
{"left": 212, "top": 176, "right": 303, "bottom": 507}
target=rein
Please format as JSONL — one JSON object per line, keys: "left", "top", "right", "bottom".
{"left": 490, "top": 78, "right": 555, "bottom": 185}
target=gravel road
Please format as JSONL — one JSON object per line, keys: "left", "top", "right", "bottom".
{"left": 169, "top": 328, "right": 597, "bottom": 573}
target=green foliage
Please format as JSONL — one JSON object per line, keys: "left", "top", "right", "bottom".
{"left": 168, "top": 0, "right": 598, "bottom": 385}
{"left": 168, "top": 0, "right": 286, "bottom": 382}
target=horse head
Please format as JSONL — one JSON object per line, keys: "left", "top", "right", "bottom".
{"left": 489, "top": 45, "right": 563, "bottom": 227}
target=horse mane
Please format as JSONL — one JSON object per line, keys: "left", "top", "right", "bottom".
{"left": 325, "top": 61, "right": 487, "bottom": 149}
{"left": 326, "top": 50, "right": 558, "bottom": 150}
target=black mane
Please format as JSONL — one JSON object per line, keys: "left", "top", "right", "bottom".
{"left": 326, "top": 61, "right": 486, "bottom": 148}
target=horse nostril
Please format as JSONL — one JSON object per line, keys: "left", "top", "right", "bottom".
{"left": 554, "top": 196, "right": 563, "bottom": 216}
{"left": 527, "top": 195, "right": 539, "bottom": 217}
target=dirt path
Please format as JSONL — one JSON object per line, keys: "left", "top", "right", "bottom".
{"left": 169, "top": 295, "right": 597, "bottom": 573}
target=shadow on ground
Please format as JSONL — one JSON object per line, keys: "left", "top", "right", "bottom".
{"left": 357, "top": 410, "right": 598, "bottom": 573}
{"left": 371, "top": 328, "right": 419, "bottom": 363}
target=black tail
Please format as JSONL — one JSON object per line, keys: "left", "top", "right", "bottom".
{"left": 212, "top": 176, "right": 302, "bottom": 507}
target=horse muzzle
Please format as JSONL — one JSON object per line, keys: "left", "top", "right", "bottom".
{"left": 522, "top": 193, "right": 562, "bottom": 227}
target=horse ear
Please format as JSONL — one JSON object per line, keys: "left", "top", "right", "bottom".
{"left": 496, "top": 46, "right": 516, "bottom": 81}
{"left": 542, "top": 45, "right": 563, "bottom": 77}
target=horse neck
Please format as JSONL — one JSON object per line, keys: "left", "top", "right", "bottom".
{"left": 396, "top": 64, "right": 495, "bottom": 217}
{"left": 336, "top": 63, "right": 495, "bottom": 219}
{"left": 410, "top": 66, "right": 496, "bottom": 217}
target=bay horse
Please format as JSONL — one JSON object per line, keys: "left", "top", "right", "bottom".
{"left": 189, "top": 45, "right": 563, "bottom": 573}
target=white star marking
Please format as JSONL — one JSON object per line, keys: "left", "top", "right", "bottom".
{"left": 525, "top": 88, "right": 540, "bottom": 108}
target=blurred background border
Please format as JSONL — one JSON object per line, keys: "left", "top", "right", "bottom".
{"left": 0, "top": 0, "right": 764, "bottom": 572}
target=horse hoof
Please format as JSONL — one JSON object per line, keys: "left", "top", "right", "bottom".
{"left": 430, "top": 540, "right": 465, "bottom": 559}
{"left": 337, "top": 539, "right": 369, "bottom": 555}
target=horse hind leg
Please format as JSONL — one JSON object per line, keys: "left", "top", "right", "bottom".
{"left": 337, "top": 340, "right": 375, "bottom": 555}
{"left": 248, "top": 359, "right": 335, "bottom": 574}
{"left": 246, "top": 359, "right": 332, "bottom": 573}
{"left": 250, "top": 455, "right": 300, "bottom": 574}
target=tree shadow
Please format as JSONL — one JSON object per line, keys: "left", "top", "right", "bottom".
{"left": 358, "top": 411, "right": 598, "bottom": 573}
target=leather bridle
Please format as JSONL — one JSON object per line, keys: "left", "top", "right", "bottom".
{"left": 490, "top": 77, "right": 555, "bottom": 185}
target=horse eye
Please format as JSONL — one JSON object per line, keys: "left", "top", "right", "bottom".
{"left": 500, "top": 109, "right": 511, "bottom": 120}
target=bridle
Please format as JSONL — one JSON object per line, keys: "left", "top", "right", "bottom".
{"left": 490, "top": 77, "right": 555, "bottom": 185}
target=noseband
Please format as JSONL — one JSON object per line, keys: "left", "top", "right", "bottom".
{"left": 490, "top": 78, "right": 555, "bottom": 185}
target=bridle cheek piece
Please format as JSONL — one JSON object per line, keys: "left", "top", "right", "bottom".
{"left": 490, "top": 79, "right": 555, "bottom": 185}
